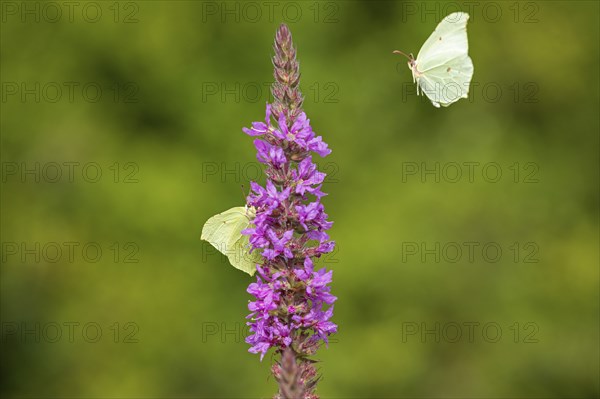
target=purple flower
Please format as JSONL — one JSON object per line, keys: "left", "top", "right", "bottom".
{"left": 247, "top": 180, "right": 291, "bottom": 212}
{"left": 269, "top": 110, "right": 332, "bottom": 158}
{"left": 307, "top": 135, "right": 332, "bottom": 157}
{"left": 244, "top": 102, "right": 337, "bottom": 363}
{"left": 292, "top": 306, "right": 337, "bottom": 344}
{"left": 248, "top": 340, "right": 270, "bottom": 361}
{"left": 294, "top": 257, "right": 337, "bottom": 305}
{"left": 241, "top": 23, "right": 336, "bottom": 399}
{"left": 263, "top": 229, "right": 294, "bottom": 260}
{"left": 295, "top": 201, "right": 333, "bottom": 232}
{"left": 306, "top": 230, "right": 330, "bottom": 243}
{"left": 308, "top": 268, "right": 337, "bottom": 304}
{"left": 294, "top": 257, "right": 314, "bottom": 281}
{"left": 254, "top": 139, "right": 287, "bottom": 168}
{"left": 246, "top": 270, "right": 295, "bottom": 361}
{"left": 247, "top": 282, "right": 279, "bottom": 313}
{"left": 316, "top": 240, "right": 335, "bottom": 254}
{"left": 292, "top": 157, "right": 326, "bottom": 197}
{"left": 243, "top": 103, "right": 272, "bottom": 137}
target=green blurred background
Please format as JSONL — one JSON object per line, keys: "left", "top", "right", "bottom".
{"left": 1, "top": 1, "right": 598, "bottom": 397}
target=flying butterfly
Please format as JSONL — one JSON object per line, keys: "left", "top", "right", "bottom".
{"left": 201, "top": 206, "right": 261, "bottom": 276}
{"left": 394, "top": 12, "right": 474, "bottom": 108}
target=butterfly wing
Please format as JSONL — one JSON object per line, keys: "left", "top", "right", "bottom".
{"left": 417, "top": 55, "right": 474, "bottom": 107}
{"left": 201, "top": 206, "right": 260, "bottom": 275}
{"left": 227, "top": 232, "right": 262, "bottom": 276}
{"left": 415, "top": 12, "right": 474, "bottom": 107}
{"left": 201, "top": 207, "right": 248, "bottom": 249}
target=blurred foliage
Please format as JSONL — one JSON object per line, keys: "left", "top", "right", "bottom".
{"left": 1, "top": 1, "right": 598, "bottom": 398}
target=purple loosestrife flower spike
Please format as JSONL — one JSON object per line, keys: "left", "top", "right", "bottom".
{"left": 242, "top": 24, "right": 336, "bottom": 399}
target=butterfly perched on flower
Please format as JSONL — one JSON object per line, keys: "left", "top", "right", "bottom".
{"left": 201, "top": 206, "right": 260, "bottom": 275}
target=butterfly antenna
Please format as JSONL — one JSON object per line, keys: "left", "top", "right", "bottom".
{"left": 393, "top": 50, "right": 412, "bottom": 60}
{"left": 240, "top": 184, "right": 248, "bottom": 203}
